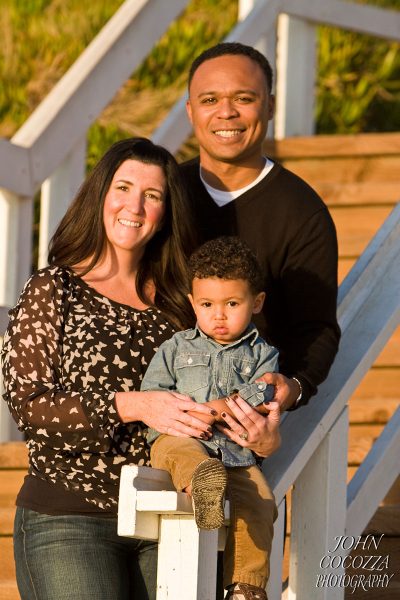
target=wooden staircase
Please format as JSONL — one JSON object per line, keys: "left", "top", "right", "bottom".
{"left": 264, "top": 132, "right": 400, "bottom": 598}
{"left": 1, "top": 132, "right": 399, "bottom": 599}
{"left": 0, "top": 443, "right": 28, "bottom": 600}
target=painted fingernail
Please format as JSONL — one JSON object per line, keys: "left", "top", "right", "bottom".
{"left": 207, "top": 426, "right": 213, "bottom": 432}
{"left": 221, "top": 412, "right": 227, "bottom": 418}
{"left": 200, "top": 433, "right": 207, "bottom": 440}
{"left": 225, "top": 397, "right": 232, "bottom": 404}
{"left": 210, "top": 409, "right": 218, "bottom": 416}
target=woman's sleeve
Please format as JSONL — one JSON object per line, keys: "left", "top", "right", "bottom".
{"left": 1, "top": 270, "right": 121, "bottom": 452}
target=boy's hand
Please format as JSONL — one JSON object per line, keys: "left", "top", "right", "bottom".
{"left": 256, "top": 372, "right": 299, "bottom": 411}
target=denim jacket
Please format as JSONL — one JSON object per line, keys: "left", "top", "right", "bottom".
{"left": 142, "top": 324, "right": 279, "bottom": 467}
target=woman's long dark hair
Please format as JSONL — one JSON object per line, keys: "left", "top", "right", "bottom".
{"left": 48, "top": 137, "right": 196, "bottom": 329}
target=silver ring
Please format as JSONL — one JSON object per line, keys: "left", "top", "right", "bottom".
{"left": 239, "top": 431, "right": 248, "bottom": 441}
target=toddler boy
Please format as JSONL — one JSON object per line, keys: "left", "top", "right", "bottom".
{"left": 142, "top": 236, "right": 279, "bottom": 600}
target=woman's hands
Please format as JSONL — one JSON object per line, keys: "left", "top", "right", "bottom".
{"left": 115, "top": 390, "right": 214, "bottom": 439}
{"left": 215, "top": 395, "right": 281, "bottom": 458}
{"left": 256, "top": 372, "right": 300, "bottom": 412}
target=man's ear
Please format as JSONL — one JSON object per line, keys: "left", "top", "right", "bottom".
{"left": 268, "top": 94, "right": 275, "bottom": 120}
{"left": 252, "top": 292, "right": 266, "bottom": 314}
{"left": 186, "top": 99, "right": 193, "bottom": 125}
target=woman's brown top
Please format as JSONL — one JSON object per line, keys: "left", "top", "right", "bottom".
{"left": 1, "top": 266, "right": 175, "bottom": 514}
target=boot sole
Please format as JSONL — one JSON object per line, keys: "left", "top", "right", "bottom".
{"left": 191, "top": 458, "right": 227, "bottom": 529}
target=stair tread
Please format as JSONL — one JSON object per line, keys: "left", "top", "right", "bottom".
{"left": 0, "top": 580, "right": 20, "bottom": 600}
{"left": 0, "top": 443, "right": 28, "bottom": 469}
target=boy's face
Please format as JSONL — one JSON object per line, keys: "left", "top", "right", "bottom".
{"left": 188, "top": 277, "right": 265, "bottom": 345}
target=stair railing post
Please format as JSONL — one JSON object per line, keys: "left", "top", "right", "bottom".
{"left": 288, "top": 407, "right": 348, "bottom": 599}
{"left": 275, "top": 13, "right": 317, "bottom": 138}
{"left": 38, "top": 136, "right": 86, "bottom": 268}
{"left": 0, "top": 188, "right": 33, "bottom": 441}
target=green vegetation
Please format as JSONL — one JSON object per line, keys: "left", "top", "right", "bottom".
{"left": 1, "top": 0, "right": 399, "bottom": 168}
{"left": 316, "top": 0, "right": 400, "bottom": 133}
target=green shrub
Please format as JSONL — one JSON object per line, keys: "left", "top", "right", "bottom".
{"left": 316, "top": 0, "right": 400, "bottom": 133}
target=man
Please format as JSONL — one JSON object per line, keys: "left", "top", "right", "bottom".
{"left": 180, "top": 42, "right": 340, "bottom": 413}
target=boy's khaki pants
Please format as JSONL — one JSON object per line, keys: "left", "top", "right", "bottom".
{"left": 151, "top": 434, "right": 277, "bottom": 589}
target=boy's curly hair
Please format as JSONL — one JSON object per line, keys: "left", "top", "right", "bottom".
{"left": 188, "top": 236, "right": 264, "bottom": 294}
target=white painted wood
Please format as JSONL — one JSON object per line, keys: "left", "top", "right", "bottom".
{"left": 267, "top": 498, "right": 286, "bottom": 599}
{"left": 275, "top": 14, "right": 316, "bottom": 138}
{"left": 0, "top": 190, "right": 24, "bottom": 307}
{"left": 289, "top": 408, "right": 348, "bottom": 600}
{"left": 38, "top": 136, "right": 86, "bottom": 268}
{"left": 157, "top": 515, "right": 219, "bottom": 600}
{"left": 136, "top": 489, "right": 193, "bottom": 513}
{"left": 0, "top": 308, "right": 10, "bottom": 335}
{"left": 266, "top": 206, "right": 400, "bottom": 505}
{"left": 280, "top": 0, "right": 400, "bottom": 42}
{"left": 0, "top": 139, "right": 31, "bottom": 197}
{"left": 238, "top": 0, "right": 256, "bottom": 20}
{"left": 0, "top": 188, "right": 32, "bottom": 443}
{"left": 117, "top": 464, "right": 175, "bottom": 537}
{"left": 11, "top": 0, "right": 189, "bottom": 188}
{"left": 346, "top": 406, "right": 400, "bottom": 538}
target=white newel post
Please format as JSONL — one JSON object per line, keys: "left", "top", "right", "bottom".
{"left": 0, "top": 188, "right": 33, "bottom": 441}
{"left": 288, "top": 408, "right": 348, "bottom": 600}
{"left": 39, "top": 136, "right": 86, "bottom": 268}
{"left": 275, "top": 13, "right": 317, "bottom": 138}
{"left": 157, "top": 516, "right": 219, "bottom": 599}
{"left": 118, "top": 465, "right": 227, "bottom": 599}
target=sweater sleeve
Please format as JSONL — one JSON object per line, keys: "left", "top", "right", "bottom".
{"left": 279, "top": 206, "right": 341, "bottom": 406}
{"left": 1, "top": 269, "right": 121, "bottom": 453}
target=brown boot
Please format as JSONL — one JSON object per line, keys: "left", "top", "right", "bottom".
{"left": 225, "top": 583, "right": 268, "bottom": 599}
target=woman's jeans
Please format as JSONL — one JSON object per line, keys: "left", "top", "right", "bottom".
{"left": 14, "top": 507, "right": 157, "bottom": 600}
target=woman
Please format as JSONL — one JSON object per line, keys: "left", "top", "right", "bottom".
{"left": 1, "top": 138, "right": 214, "bottom": 600}
{"left": 2, "top": 137, "right": 280, "bottom": 600}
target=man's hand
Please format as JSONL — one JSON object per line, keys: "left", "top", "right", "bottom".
{"left": 256, "top": 373, "right": 301, "bottom": 412}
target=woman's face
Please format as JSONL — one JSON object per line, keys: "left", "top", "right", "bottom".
{"left": 103, "top": 159, "right": 167, "bottom": 258}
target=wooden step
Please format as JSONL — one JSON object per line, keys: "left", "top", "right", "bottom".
{"left": 351, "top": 367, "right": 400, "bottom": 399}
{"left": 0, "top": 471, "right": 26, "bottom": 506}
{"left": 348, "top": 424, "right": 384, "bottom": 466}
{"left": 349, "top": 397, "right": 399, "bottom": 424}
{"left": 343, "top": 534, "right": 400, "bottom": 600}
{"left": 0, "top": 470, "right": 24, "bottom": 535}
{"left": 0, "top": 443, "right": 28, "bottom": 469}
{"left": 264, "top": 132, "right": 400, "bottom": 159}
{"left": 332, "top": 205, "right": 393, "bottom": 256}
{"left": 282, "top": 155, "right": 400, "bottom": 185}
{"left": 0, "top": 580, "right": 20, "bottom": 600}
{"left": 0, "top": 538, "right": 16, "bottom": 582}
{"left": 365, "top": 505, "right": 400, "bottom": 536}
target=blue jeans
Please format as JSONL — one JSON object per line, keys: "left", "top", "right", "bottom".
{"left": 14, "top": 507, "right": 157, "bottom": 600}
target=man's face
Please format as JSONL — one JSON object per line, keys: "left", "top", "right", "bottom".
{"left": 186, "top": 54, "right": 274, "bottom": 169}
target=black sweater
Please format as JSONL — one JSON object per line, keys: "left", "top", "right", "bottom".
{"left": 180, "top": 158, "right": 341, "bottom": 406}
